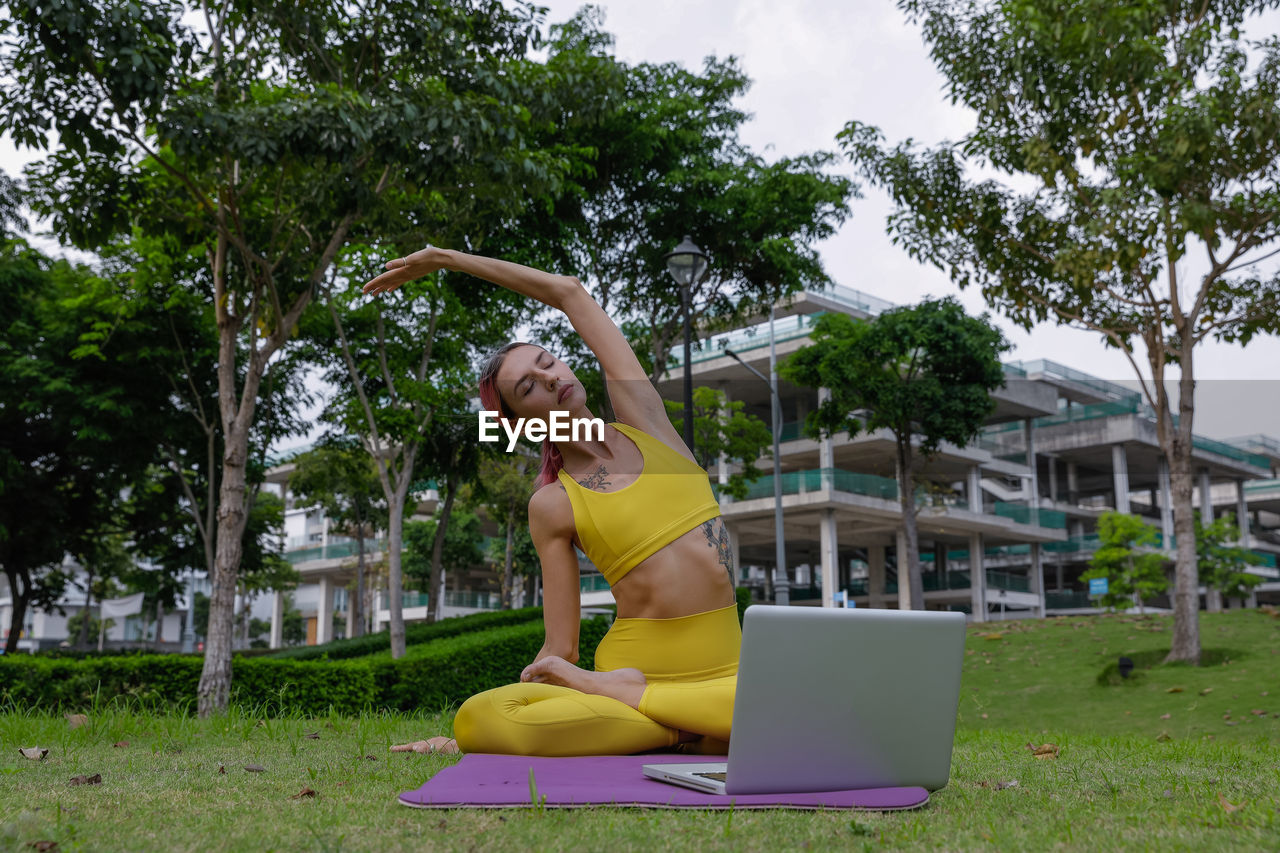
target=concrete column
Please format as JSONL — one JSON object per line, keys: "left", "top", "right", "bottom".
{"left": 345, "top": 584, "right": 356, "bottom": 638}
{"left": 1024, "top": 418, "right": 1039, "bottom": 508}
{"left": 820, "top": 508, "right": 839, "bottom": 608}
{"left": 270, "top": 589, "right": 283, "bottom": 649}
{"left": 1236, "top": 480, "right": 1251, "bottom": 542}
{"left": 717, "top": 382, "right": 731, "bottom": 490}
{"left": 316, "top": 576, "right": 334, "bottom": 645}
{"left": 1047, "top": 456, "right": 1059, "bottom": 505}
{"left": 1112, "top": 444, "right": 1130, "bottom": 513}
{"left": 321, "top": 513, "right": 330, "bottom": 548}
{"left": 817, "top": 387, "right": 834, "bottom": 473}
{"left": 969, "top": 532, "right": 987, "bottom": 622}
{"left": 1030, "top": 543, "right": 1045, "bottom": 618}
{"left": 869, "top": 544, "right": 886, "bottom": 607}
{"left": 967, "top": 465, "right": 983, "bottom": 513}
{"left": 727, "top": 524, "right": 741, "bottom": 586}
{"left": 1198, "top": 468, "right": 1213, "bottom": 525}
{"left": 896, "top": 529, "right": 912, "bottom": 610}
{"left": 1067, "top": 461, "right": 1079, "bottom": 505}
{"left": 1158, "top": 457, "right": 1174, "bottom": 551}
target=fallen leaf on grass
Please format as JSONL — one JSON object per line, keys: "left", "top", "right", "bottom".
{"left": 1217, "top": 793, "right": 1244, "bottom": 813}
{"left": 1159, "top": 713, "right": 1171, "bottom": 720}
{"left": 19, "top": 747, "right": 49, "bottom": 761}
{"left": 244, "top": 765, "right": 266, "bottom": 773}
{"left": 69, "top": 774, "right": 101, "bottom": 786}
{"left": 27, "top": 842, "right": 58, "bottom": 852}
{"left": 1222, "top": 713, "right": 1231, "bottom": 720}
{"left": 304, "top": 731, "right": 320, "bottom": 740}
{"left": 977, "top": 779, "right": 1018, "bottom": 790}
{"left": 218, "top": 764, "right": 226, "bottom": 775}
{"left": 1165, "top": 687, "right": 1183, "bottom": 693}
{"left": 65, "top": 714, "right": 88, "bottom": 730}
{"left": 1250, "top": 709, "right": 1266, "bottom": 716}
{"left": 981, "top": 633, "right": 1004, "bottom": 640}
{"left": 1155, "top": 731, "right": 1172, "bottom": 742}
{"left": 112, "top": 741, "right": 128, "bottom": 748}
{"left": 1025, "top": 743, "right": 1059, "bottom": 759}
{"left": 289, "top": 788, "right": 317, "bottom": 800}
{"left": 980, "top": 713, "right": 989, "bottom": 719}
{"left": 361, "top": 755, "right": 377, "bottom": 761}
{"left": 1200, "top": 687, "right": 1214, "bottom": 695}
{"left": 1224, "top": 721, "right": 1238, "bottom": 726}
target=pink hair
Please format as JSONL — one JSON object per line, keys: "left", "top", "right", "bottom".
{"left": 478, "top": 342, "right": 566, "bottom": 489}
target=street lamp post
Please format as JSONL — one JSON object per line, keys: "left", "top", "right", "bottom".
{"left": 725, "top": 310, "right": 789, "bottom": 607}
{"left": 663, "top": 236, "right": 709, "bottom": 453}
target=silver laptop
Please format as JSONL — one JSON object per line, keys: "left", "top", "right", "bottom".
{"left": 642, "top": 605, "right": 966, "bottom": 794}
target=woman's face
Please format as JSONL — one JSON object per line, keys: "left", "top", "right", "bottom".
{"left": 495, "top": 345, "right": 583, "bottom": 421}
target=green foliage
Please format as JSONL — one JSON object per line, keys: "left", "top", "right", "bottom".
{"left": 404, "top": 512, "right": 485, "bottom": 587}
{"left": 264, "top": 606, "right": 546, "bottom": 661}
{"left": 1081, "top": 512, "right": 1169, "bottom": 611}
{"left": 1195, "top": 512, "right": 1266, "bottom": 598}
{"left": 0, "top": 615, "right": 612, "bottom": 716}
{"left": 780, "top": 299, "right": 1010, "bottom": 455}
{"left": 662, "top": 386, "right": 773, "bottom": 501}
{"left": 735, "top": 587, "right": 752, "bottom": 626}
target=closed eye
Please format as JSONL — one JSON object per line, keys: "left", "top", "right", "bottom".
{"left": 522, "top": 353, "right": 552, "bottom": 396}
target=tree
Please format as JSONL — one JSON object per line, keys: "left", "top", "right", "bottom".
{"left": 1081, "top": 512, "right": 1169, "bottom": 614}
{"left": 841, "top": 0, "right": 1280, "bottom": 661}
{"left": 485, "top": 522, "right": 540, "bottom": 606}
{"left": 498, "top": 11, "right": 856, "bottom": 392}
{"left": 662, "top": 386, "right": 774, "bottom": 499}
{"left": 779, "top": 298, "right": 1010, "bottom": 609}
{"left": 1, "top": 0, "right": 602, "bottom": 712}
{"left": 472, "top": 445, "right": 539, "bottom": 610}
{"left": 403, "top": 510, "right": 485, "bottom": 608}
{"left": 1195, "top": 511, "right": 1265, "bottom": 607}
{"left": 288, "top": 440, "right": 386, "bottom": 638}
{"left": 0, "top": 238, "right": 173, "bottom": 654}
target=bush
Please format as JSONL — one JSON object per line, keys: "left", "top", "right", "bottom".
{"left": 264, "top": 606, "right": 546, "bottom": 661}
{"left": 0, "top": 615, "right": 613, "bottom": 717}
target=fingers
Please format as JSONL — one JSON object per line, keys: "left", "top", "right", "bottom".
{"left": 362, "top": 269, "right": 407, "bottom": 296}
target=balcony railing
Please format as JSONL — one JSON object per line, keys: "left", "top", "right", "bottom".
{"left": 993, "top": 502, "right": 1068, "bottom": 529}
{"left": 376, "top": 590, "right": 502, "bottom": 611}
{"left": 580, "top": 573, "right": 611, "bottom": 592}
{"left": 1045, "top": 590, "right": 1095, "bottom": 609}
{"left": 286, "top": 539, "right": 385, "bottom": 565}
{"left": 852, "top": 569, "right": 1031, "bottom": 596}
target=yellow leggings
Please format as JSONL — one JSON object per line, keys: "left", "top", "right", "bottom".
{"left": 452, "top": 603, "right": 740, "bottom": 756}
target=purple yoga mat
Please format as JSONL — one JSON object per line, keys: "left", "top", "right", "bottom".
{"left": 398, "top": 753, "right": 930, "bottom": 811}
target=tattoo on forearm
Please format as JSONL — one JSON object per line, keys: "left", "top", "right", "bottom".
{"left": 701, "top": 517, "right": 734, "bottom": 587}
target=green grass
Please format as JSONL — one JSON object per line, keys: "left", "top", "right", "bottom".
{"left": 3, "top": 610, "right": 1279, "bottom": 851}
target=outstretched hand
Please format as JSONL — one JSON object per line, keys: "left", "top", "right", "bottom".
{"left": 361, "top": 245, "right": 448, "bottom": 296}
{"left": 390, "top": 736, "right": 458, "bottom": 755}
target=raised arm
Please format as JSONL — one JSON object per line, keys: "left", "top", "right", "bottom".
{"left": 363, "top": 247, "right": 677, "bottom": 442}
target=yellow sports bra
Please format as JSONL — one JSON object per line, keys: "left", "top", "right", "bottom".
{"left": 557, "top": 421, "right": 721, "bottom": 586}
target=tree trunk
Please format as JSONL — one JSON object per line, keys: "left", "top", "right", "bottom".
{"left": 353, "top": 528, "right": 367, "bottom": 638}
{"left": 427, "top": 471, "right": 459, "bottom": 625}
{"left": 386, "top": 465, "right": 412, "bottom": 659}
{"left": 153, "top": 598, "right": 165, "bottom": 650}
{"left": 198, "top": 420, "right": 252, "bottom": 716}
{"left": 502, "top": 518, "right": 515, "bottom": 610}
{"left": 896, "top": 435, "right": 924, "bottom": 610}
{"left": 1162, "top": 341, "right": 1201, "bottom": 664}
{"left": 78, "top": 568, "right": 95, "bottom": 651}
{"left": 3, "top": 569, "right": 30, "bottom": 656}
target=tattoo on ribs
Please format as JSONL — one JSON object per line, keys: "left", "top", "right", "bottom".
{"left": 701, "top": 517, "right": 734, "bottom": 586}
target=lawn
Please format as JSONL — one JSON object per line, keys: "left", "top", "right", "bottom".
{"left": 3, "top": 609, "right": 1279, "bottom": 851}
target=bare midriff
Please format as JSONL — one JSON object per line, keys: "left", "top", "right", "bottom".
{"left": 600, "top": 524, "right": 737, "bottom": 619}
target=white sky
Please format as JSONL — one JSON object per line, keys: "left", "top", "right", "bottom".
{"left": 3, "top": 0, "right": 1278, "bottom": 439}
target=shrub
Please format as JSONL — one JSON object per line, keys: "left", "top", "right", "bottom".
{"left": 0, "top": 615, "right": 613, "bottom": 717}
{"left": 264, "top": 606, "right": 545, "bottom": 661}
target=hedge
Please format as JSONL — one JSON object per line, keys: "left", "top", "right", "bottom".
{"left": 0, "top": 616, "right": 612, "bottom": 717}
{"left": 264, "top": 605, "right": 546, "bottom": 661}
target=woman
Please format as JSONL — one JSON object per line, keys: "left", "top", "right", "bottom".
{"left": 368, "top": 246, "right": 740, "bottom": 757}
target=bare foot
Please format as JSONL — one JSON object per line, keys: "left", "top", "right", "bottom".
{"left": 521, "top": 656, "right": 647, "bottom": 709}
{"left": 390, "top": 736, "right": 458, "bottom": 755}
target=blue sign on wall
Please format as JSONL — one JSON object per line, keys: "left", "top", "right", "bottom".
{"left": 1089, "top": 577, "right": 1109, "bottom": 596}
